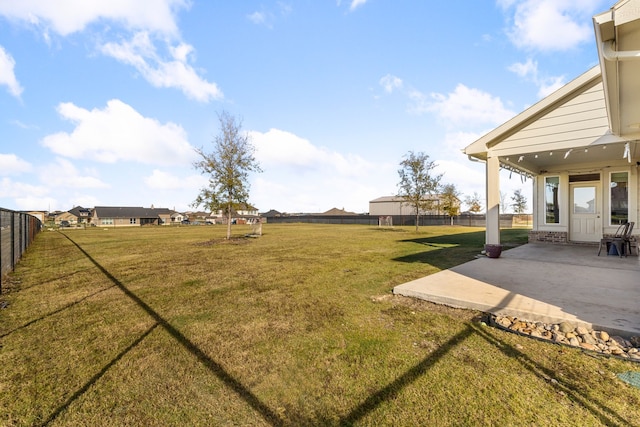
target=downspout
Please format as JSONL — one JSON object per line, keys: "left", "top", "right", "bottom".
{"left": 602, "top": 40, "right": 640, "bottom": 61}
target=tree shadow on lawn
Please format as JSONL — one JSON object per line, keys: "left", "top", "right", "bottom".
{"left": 56, "top": 233, "right": 286, "bottom": 427}
{"left": 392, "top": 229, "right": 528, "bottom": 271}
{"left": 392, "top": 230, "right": 487, "bottom": 271}
{"left": 44, "top": 231, "right": 624, "bottom": 427}
{"left": 338, "top": 318, "right": 630, "bottom": 426}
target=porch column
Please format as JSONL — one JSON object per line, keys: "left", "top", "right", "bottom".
{"left": 486, "top": 155, "right": 500, "bottom": 245}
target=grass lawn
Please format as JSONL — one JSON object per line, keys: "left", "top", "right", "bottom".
{"left": 1, "top": 224, "right": 639, "bottom": 426}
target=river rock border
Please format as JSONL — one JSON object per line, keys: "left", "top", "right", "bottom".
{"left": 489, "top": 314, "right": 640, "bottom": 361}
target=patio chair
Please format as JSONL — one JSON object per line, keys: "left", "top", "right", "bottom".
{"left": 597, "top": 222, "right": 630, "bottom": 256}
{"left": 612, "top": 221, "right": 635, "bottom": 257}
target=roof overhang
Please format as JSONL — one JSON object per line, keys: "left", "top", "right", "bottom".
{"left": 462, "top": 67, "right": 636, "bottom": 177}
{"left": 594, "top": 0, "right": 640, "bottom": 138}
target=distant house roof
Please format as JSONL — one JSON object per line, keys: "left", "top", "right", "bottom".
{"left": 261, "top": 209, "right": 282, "bottom": 217}
{"left": 369, "top": 195, "right": 449, "bottom": 203}
{"left": 321, "top": 207, "right": 357, "bottom": 216}
{"left": 93, "top": 206, "right": 173, "bottom": 218}
{"left": 68, "top": 206, "right": 92, "bottom": 217}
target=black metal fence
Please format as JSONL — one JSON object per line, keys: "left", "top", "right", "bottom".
{"left": 1, "top": 208, "right": 42, "bottom": 293}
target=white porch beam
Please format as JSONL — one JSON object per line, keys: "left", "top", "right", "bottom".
{"left": 486, "top": 155, "right": 500, "bottom": 245}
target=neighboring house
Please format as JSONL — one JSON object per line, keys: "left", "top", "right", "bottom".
{"left": 321, "top": 207, "right": 357, "bottom": 215}
{"left": 210, "top": 204, "right": 260, "bottom": 223}
{"left": 369, "top": 196, "right": 457, "bottom": 216}
{"left": 170, "top": 212, "right": 185, "bottom": 223}
{"left": 464, "top": 1, "right": 640, "bottom": 246}
{"left": 261, "top": 209, "right": 282, "bottom": 218}
{"left": 184, "top": 211, "right": 210, "bottom": 222}
{"left": 68, "top": 206, "right": 92, "bottom": 224}
{"left": 26, "top": 211, "right": 46, "bottom": 223}
{"left": 55, "top": 211, "right": 79, "bottom": 226}
{"left": 92, "top": 206, "right": 173, "bottom": 227}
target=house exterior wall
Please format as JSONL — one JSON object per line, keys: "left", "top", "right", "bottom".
{"left": 369, "top": 198, "right": 444, "bottom": 216}
{"left": 56, "top": 212, "right": 79, "bottom": 224}
{"left": 491, "top": 80, "right": 609, "bottom": 159}
{"left": 532, "top": 166, "right": 638, "bottom": 242}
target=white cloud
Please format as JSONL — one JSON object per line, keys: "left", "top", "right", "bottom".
{"left": 350, "top": 0, "right": 368, "bottom": 11}
{"left": 0, "top": 1, "right": 220, "bottom": 103}
{"left": 0, "top": 46, "right": 23, "bottom": 98}
{"left": 428, "top": 84, "right": 516, "bottom": 128}
{"left": 443, "top": 131, "right": 485, "bottom": 152}
{"left": 251, "top": 128, "right": 373, "bottom": 177}
{"left": 537, "top": 76, "right": 566, "bottom": 98}
{"left": 379, "top": 74, "right": 403, "bottom": 93}
{"left": 501, "top": 0, "right": 602, "bottom": 51}
{"left": 144, "top": 169, "right": 206, "bottom": 190}
{"left": 101, "top": 32, "right": 222, "bottom": 102}
{"left": 508, "top": 57, "right": 537, "bottom": 79}
{"left": 41, "top": 99, "right": 196, "bottom": 166}
{"left": 247, "top": 3, "right": 291, "bottom": 28}
{"left": 0, "top": 177, "right": 48, "bottom": 199}
{"left": 0, "top": 0, "right": 188, "bottom": 37}
{"left": 508, "top": 58, "right": 566, "bottom": 98}
{"left": 434, "top": 159, "right": 486, "bottom": 193}
{"left": 249, "top": 128, "right": 395, "bottom": 213}
{"left": 0, "top": 153, "right": 32, "bottom": 175}
{"left": 39, "top": 158, "right": 109, "bottom": 189}
{"left": 248, "top": 11, "right": 268, "bottom": 26}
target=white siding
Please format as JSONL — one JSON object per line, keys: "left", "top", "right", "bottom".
{"left": 492, "top": 82, "right": 610, "bottom": 157}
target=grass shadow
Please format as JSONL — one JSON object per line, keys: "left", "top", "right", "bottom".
{"left": 392, "top": 229, "right": 529, "bottom": 270}
{"left": 471, "top": 322, "right": 633, "bottom": 426}
{"left": 392, "top": 230, "right": 486, "bottom": 270}
{"left": 339, "top": 325, "right": 475, "bottom": 426}
{"left": 58, "top": 232, "right": 285, "bottom": 427}
{"left": 0, "top": 285, "right": 116, "bottom": 339}
{"left": 42, "top": 323, "right": 159, "bottom": 426}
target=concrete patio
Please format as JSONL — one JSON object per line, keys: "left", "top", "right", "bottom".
{"left": 393, "top": 243, "right": 640, "bottom": 338}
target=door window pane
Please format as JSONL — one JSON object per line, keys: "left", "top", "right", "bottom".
{"left": 545, "top": 176, "right": 560, "bottom": 224}
{"left": 611, "top": 172, "right": 628, "bottom": 225}
{"left": 573, "top": 187, "right": 595, "bottom": 214}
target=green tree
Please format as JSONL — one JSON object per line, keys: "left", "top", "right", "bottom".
{"left": 192, "top": 111, "right": 262, "bottom": 239}
{"left": 511, "top": 189, "right": 528, "bottom": 214}
{"left": 464, "top": 192, "right": 483, "bottom": 213}
{"left": 440, "top": 183, "right": 461, "bottom": 224}
{"left": 397, "top": 151, "right": 442, "bottom": 232}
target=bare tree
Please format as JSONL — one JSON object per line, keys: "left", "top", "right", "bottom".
{"left": 192, "top": 111, "right": 262, "bottom": 239}
{"left": 464, "top": 192, "right": 483, "bottom": 213}
{"left": 397, "top": 151, "right": 442, "bottom": 232}
{"left": 499, "top": 191, "right": 509, "bottom": 214}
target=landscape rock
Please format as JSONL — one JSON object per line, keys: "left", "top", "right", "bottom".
{"left": 491, "top": 315, "right": 640, "bottom": 361}
{"left": 559, "top": 322, "right": 575, "bottom": 333}
{"left": 576, "top": 326, "right": 589, "bottom": 335}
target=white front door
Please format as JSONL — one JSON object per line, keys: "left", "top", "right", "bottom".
{"left": 570, "top": 182, "right": 601, "bottom": 242}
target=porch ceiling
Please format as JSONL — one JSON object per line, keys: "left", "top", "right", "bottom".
{"left": 499, "top": 139, "right": 638, "bottom": 176}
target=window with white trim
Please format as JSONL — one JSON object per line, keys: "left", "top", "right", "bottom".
{"left": 610, "top": 172, "right": 628, "bottom": 225}
{"left": 545, "top": 176, "right": 560, "bottom": 224}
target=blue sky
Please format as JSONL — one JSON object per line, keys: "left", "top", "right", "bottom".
{"left": 0, "top": 0, "right": 610, "bottom": 214}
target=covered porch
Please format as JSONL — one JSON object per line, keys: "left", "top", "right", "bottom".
{"left": 394, "top": 243, "right": 640, "bottom": 338}
{"left": 465, "top": 0, "right": 640, "bottom": 248}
